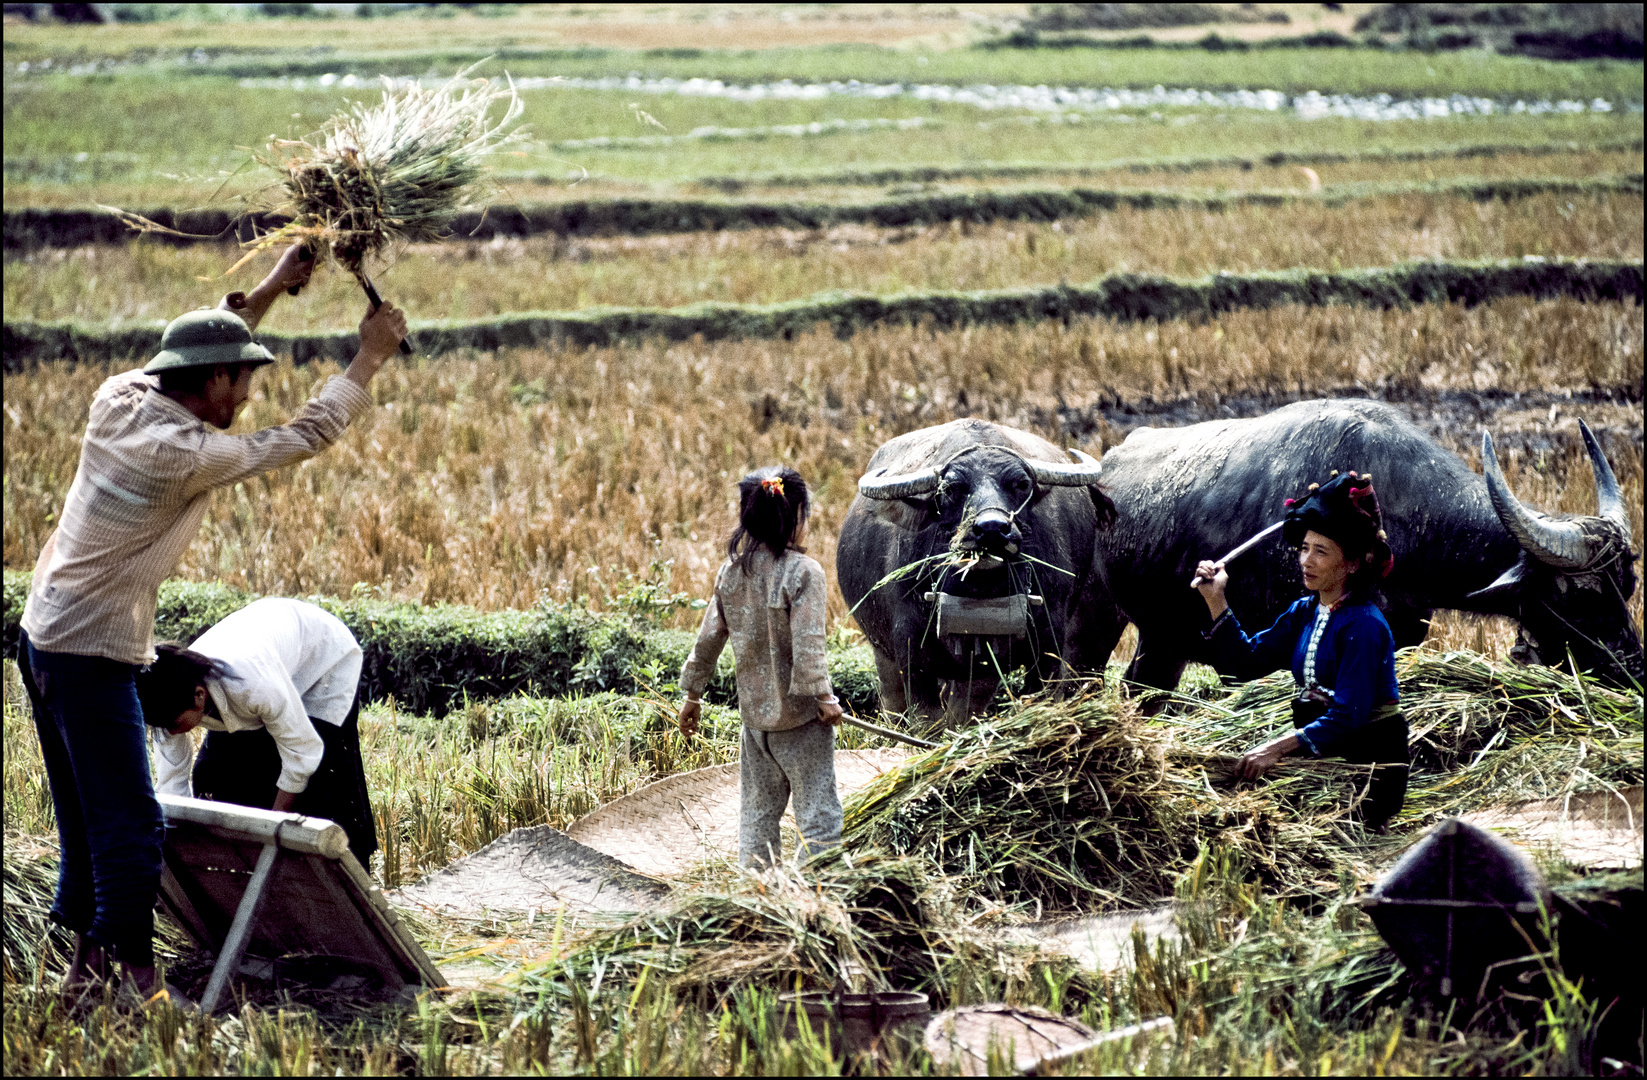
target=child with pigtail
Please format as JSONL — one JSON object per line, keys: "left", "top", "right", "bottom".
{"left": 678, "top": 467, "right": 845, "bottom": 868}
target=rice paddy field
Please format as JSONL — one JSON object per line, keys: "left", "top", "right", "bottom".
{"left": 2, "top": 5, "right": 1643, "bottom": 1075}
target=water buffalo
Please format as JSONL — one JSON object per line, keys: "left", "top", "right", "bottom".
{"left": 1089, "top": 399, "right": 1641, "bottom": 694}
{"left": 839, "top": 419, "right": 1118, "bottom": 727}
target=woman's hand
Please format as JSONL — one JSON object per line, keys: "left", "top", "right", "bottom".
{"left": 1235, "top": 733, "right": 1299, "bottom": 780}
{"left": 678, "top": 698, "right": 701, "bottom": 738}
{"left": 817, "top": 697, "right": 844, "bottom": 726}
{"left": 1193, "top": 559, "right": 1230, "bottom": 618}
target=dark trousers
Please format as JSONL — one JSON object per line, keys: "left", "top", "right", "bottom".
{"left": 1293, "top": 702, "right": 1410, "bottom": 828}
{"left": 19, "top": 630, "right": 164, "bottom": 968}
{"left": 191, "top": 696, "right": 378, "bottom": 868}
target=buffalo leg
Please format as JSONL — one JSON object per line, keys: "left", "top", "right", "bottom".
{"left": 870, "top": 645, "right": 910, "bottom": 715}
{"left": 1384, "top": 605, "right": 1432, "bottom": 651}
{"left": 898, "top": 644, "right": 947, "bottom": 729}
{"left": 941, "top": 675, "right": 999, "bottom": 729}
{"left": 1123, "top": 633, "right": 1188, "bottom": 715}
{"left": 1066, "top": 600, "right": 1130, "bottom": 683}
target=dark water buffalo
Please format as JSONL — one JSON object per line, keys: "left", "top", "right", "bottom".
{"left": 1089, "top": 399, "right": 1642, "bottom": 693}
{"left": 838, "top": 419, "right": 1118, "bottom": 726}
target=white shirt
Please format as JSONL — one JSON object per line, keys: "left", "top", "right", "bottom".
{"left": 151, "top": 598, "right": 363, "bottom": 797}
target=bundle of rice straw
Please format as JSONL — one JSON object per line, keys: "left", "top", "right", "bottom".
{"left": 1170, "top": 648, "right": 1642, "bottom": 822}
{"left": 532, "top": 854, "right": 1089, "bottom": 1006}
{"left": 841, "top": 695, "right": 1363, "bottom": 916}
{"left": 249, "top": 62, "right": 526, "bottom": 279}
{"left": 2, "top": 834, "right": 71, "bottom": 982}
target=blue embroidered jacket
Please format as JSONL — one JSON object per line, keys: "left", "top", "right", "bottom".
{"left": 1204, "top": 596, "right": 1399, "bottom": 757}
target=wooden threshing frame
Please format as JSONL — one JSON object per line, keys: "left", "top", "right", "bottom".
{"left": 156, "top": 794, "right": 445, "bottom": 1013}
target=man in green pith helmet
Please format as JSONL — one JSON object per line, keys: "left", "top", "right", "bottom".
{"left": 15, "top": 244, "right": 406, "bottom": 1007}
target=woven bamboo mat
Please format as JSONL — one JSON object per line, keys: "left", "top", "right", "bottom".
{"left": 1008, "top": 904, "right": 1181, "bottom": 972}
{"left": 1468, "top": 784, "right": 1643, "bottom": 869}
{"left": 567, "top": 748, "right": 908, "bottom": 877}
{"left": 924, "top": 1003, "right": 1095, "bottom": 1075}
{"left": 390, "top": 825, "right": 670, "bottom": 916}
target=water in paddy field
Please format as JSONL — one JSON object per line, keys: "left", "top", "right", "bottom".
{"left": 18, "top": 53, "right": 1625, "bottom": 124}
{"left": 220, "top": 71, "right": 1632, "bottom": 124}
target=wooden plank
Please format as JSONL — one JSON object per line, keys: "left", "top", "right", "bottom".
{"left": 158, "top": 795, "right": 348, "bottom": 859}
{"left": 157, "top": 865, "right": 213, "bottom": 946}
{"left": 157, "top": 797, "right": 444, "bottom": 999}
{"left": 336, "top": 853, "right": 448, "bottom": 989}
{"left": 299, "top": 850, "right": 414, "bottom": 989}
{"left": 199, "top": 842, "right": 281, "bottom": 1014}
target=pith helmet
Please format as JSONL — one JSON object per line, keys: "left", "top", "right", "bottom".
{"left": 143, "top": 309, "right": 276, "bottom": 374}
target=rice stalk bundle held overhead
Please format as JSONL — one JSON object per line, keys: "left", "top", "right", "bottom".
{"left": 256, "top": 64, "right": 527, "bottom": 279}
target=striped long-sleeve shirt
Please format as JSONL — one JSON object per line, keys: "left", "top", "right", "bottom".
{"left": 680, "top": 549, "right": 834, "bottom": 732}
{"left": 21, "top": 366, "right": 371, "bottom": 665}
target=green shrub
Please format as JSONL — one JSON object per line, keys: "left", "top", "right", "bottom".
{"left": 1, "top": 569, "right": 883, "bottom": 718}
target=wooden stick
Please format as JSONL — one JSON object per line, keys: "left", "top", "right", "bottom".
{"left": 840, "top": 713, "right": 940, "bottom": 750}
{"left": 1023, "top": 1016, "right": 1175, "bottom": 1074}
{"left": 198, "top": 841, "right": 280, "bottom": 1014}
{"left": 361, "top": 276, "right": 414, "bottom": 355}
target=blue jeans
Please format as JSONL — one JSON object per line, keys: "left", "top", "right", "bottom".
{"left": 19, "top": 630, "right": 164, "bottom": 968}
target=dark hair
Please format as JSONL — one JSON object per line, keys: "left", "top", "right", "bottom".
{"left": 158, "top": 362, "right": 246, "bottom": 396}
{"left": 135, "top": 642, "right": 224, "bottom": 729}
{"left": 728, "top": 466, "right": 810, "bottom": 570}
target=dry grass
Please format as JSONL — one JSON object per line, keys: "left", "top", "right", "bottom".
{"left": 7, "top": 189, "right": 1641, "bottom": 325}
{"left": 4, "top": 297, "right": 1640, "bottom": 653}
{"left": 698, "top": 148, "right": 1646, "bottom": 198}
{"left": 5, "top": 147, "right": 1638, "bottom": 210}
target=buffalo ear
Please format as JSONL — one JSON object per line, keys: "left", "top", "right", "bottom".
{"left": 899, "top": 495, "right": 935, "bottom": 514}
{"left": 1087, "top": 485, "right": 1119, "bottom": 530}
{"left": 1467, "top": 554, "right": 1529, "bottom": 606}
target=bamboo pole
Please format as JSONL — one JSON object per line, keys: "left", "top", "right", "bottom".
{"left": 158, "top": 794, "right": 350, "bottom": 860}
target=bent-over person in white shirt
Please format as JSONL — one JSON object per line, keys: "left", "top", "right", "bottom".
{"left": 137, "top": 598, "right": 378, "bottom": 868}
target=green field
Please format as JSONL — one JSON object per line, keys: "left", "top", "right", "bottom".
{"left": 3, "top": 9, "right": 1644, "bottom": 1077}
{"left": 7, "top": 74, "right": 1639, "bottom": 207}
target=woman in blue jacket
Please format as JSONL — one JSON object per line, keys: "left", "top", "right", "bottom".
{"left": 1191, "top": 470, "right": 1406, "bottom": 828}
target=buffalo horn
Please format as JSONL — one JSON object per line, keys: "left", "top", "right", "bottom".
{"left": 1026, "top": 448, "right": 1105, "bottom": 486}
{"left": 1481, "top": 431, "right": 1597, "bottom": 570}
{"left": 1580, "top": 419, "right": 1630, "bottom": 539}
{"left": 858, "top": 466, "right": 940, "bottom": 500}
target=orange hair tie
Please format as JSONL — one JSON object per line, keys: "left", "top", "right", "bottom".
{"left": 760, "top": 476, "right": 785, "bottom": 497}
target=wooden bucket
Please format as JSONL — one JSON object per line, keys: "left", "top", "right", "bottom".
{"left": 774, "top": 990, "right": 931, "bottom": 1056}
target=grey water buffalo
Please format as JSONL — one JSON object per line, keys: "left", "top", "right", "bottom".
{"left": 1089, "top": 398, "right": 1642, "bottom": 694}
{"left": 838, "top": 419, "right": 1119, "bottom": 727}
